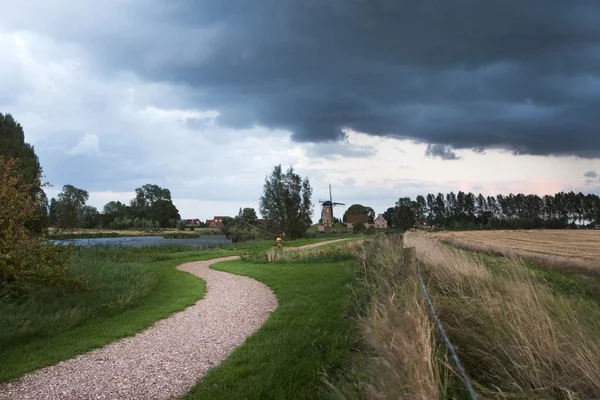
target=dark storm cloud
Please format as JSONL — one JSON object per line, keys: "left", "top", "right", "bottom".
{"left": 425, "top": 144, "right": 460, "bottom": 160}
{"left": 8, "top": 0, "right": 600, "bottom": 158}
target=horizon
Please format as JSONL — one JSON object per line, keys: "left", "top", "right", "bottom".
{"left": 2, "top": 1, "right": 599, "bottom": 221}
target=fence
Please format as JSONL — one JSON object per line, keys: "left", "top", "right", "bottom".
{"left": 404, "top": 247, "right": 478, "bottom": 400}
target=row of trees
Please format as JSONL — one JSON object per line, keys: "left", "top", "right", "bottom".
{"left": 48, "top": 183, "right": 181, "bottom": 232}
{"left": 382, "top": 191, "right": 600, "bottom": 231}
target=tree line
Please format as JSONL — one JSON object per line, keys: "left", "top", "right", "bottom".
{"left": 48, "top": 183, "right": 181, "bottom": 232}
{"left": 383, "top": 191, "right": 600, "bottom": 231}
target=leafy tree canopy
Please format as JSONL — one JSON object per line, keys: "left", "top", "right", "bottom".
{"left": 0, "top": 113, "right": 48, "bottom": 233}
{"left": 343, "top": 204, "right": 375, "bottom": 222}
{"left": 54, "top": 185, "right": 90, "bottom": 232}
{"left": 259, "top": 165, "right": 313, "bottom": 239}
{"left": 237, "top": 207, "right": 258, "bottom": 225}
{"left": 1, "top": 156, "right": 77, "bottom": 297}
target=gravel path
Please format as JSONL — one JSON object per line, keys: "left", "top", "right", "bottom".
{"left": 0, "top": 239, "right": 352, "bottom": 400}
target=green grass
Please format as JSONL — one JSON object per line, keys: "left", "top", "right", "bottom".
{"left": 183, "top": 256, "right": 359, "bottom": 399}
{"left": 0, "top": 237, "right": 346, "bottom": 384}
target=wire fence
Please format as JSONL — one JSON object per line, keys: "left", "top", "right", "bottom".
{"left": 416, "top": 260, "right": 478, "bottom": 400}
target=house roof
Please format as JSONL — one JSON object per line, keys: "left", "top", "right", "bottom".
{"left": 374, "top": 214, "right": 387, "bottom": 222}
{"left": 346, "top": 214, "right": 369, "bottom": 224}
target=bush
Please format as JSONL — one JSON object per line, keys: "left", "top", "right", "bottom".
{"left": 352, "top": 223, "right": 366, "bottom": 234}
{"left": 0, "top": 156, "right": 80, "bottom": 298}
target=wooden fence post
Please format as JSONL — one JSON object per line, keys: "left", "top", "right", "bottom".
{"left": 403, "top": 246, "right": 417, "bottom": 279}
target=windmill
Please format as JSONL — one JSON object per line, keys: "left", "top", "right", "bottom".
{"left": 318, "top": 184, "right": 345, "bottom": 230}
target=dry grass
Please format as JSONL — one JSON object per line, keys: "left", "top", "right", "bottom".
{"left": 332, "top": 234, "right": 448, "bottom": 400}
{"left": 405, "top": 231, "right": 600, "bottom": 399}
{"left": 431, "top": 229, "right": 600, "bottom": 274}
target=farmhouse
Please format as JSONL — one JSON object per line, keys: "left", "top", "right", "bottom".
{"left": 183, "top": 218, "right": 202, "bottom": 227}
{"left": 346, "top": 214, "right": 370, "bottom": 229}
{"left": 373, "top": 214, "right": 388, "bottom": 229}
{"left": 205, "top": 215, "right": 232, "bottom": 229}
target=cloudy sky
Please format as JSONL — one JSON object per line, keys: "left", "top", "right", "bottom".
{"left": 2, "top": 0, "right": 599, "bottom": 221}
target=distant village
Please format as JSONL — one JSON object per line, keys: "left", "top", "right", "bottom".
{"left": 182, "top": 213, "right": 391, "bottom": 231}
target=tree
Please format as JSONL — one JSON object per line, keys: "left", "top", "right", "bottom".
{"left": 383, "top": 207, "right": 395, "bottom": 228}
{"left": 392, "top": 197, "right": 417, "bottom": 231}
{"left": 130, "top": 184, "right": 172, "bottom": 219}
{"left": 79, "top": 205, "right": 100, "bottom": 229}
{"left": 0, "top": 113, "right": 47, "bottom": 233}
{"left": 259, "top": 165, "right": 313, "bottom": 239}
{"left": 54, "top": 185, "right": 89, "bottom": 232}
{"left": 148, "top": 199, "right": 180, "bottom": 228}
{"left": 415, "top": 195, "right": 427, "bottom": 221}
{"left": 129, "top": 184, "right": 179, "bottom": 227}
{"left": 0, "top": 155, "right": 77, "bottom": 297}
{"left": 101, "top": 200, "right": 129, "bottom": 227}
{"left": 238, "top": 207, "right": 258, "bottom": 225}
{"left": 343, "top": 204, "right": 375, "bottom": 222}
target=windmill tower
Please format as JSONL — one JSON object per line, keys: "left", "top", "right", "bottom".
{"left": 319, "top": 184, "right": 345, "bottom": 230}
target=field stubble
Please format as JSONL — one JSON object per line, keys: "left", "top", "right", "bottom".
{"left": 431, "top": 229, "right": 600, "bottom": 273}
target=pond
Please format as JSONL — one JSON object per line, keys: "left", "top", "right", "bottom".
{"left": 50, "top": 235, "right": 233, "bottom": 248}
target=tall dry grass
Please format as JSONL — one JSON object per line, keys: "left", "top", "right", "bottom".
{"left": 332, "top": 234, "right": 447, "bottom": 400}
{"left": 406, "top": 232, "right": 600, "bottom": 399}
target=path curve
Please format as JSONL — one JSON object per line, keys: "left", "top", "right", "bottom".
{"left": 0, "top": 239, "right": 352, "bottom": 400}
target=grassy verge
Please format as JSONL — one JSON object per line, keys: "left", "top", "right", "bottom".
{"left": 183, "top": 248, "right": 359, "bottom": 399}
{"left": 330, "top": 234, "right": 451, "bottom": 399}
{"left": 406, "top": 232, "right": 600, "bottom": 399}
{"left": 331, "top": 233, "right": 600, "bottom": 399}
{"left": 0, "top": 238, "right": 338, "bottom": 383}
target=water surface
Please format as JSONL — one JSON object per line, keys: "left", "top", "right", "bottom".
{"left": 51, "top": 235, "right": 232, "bottom": 247}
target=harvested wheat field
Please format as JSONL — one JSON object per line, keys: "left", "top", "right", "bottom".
{"left": 432, "top": 229, "right": 600, "bottom": 273}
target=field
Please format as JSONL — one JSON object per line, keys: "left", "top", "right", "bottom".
{"left": 431, "top": 229, "right": 600, "bottom": 273}
{"left": 325, "top": 231, "right": 600, "bottom": 399}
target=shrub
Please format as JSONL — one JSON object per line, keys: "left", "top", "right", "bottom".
{"left": 352, "top": 223, "right": 366, "bottom": 234}
{"left": 0, "top": 156, "right": 80, "bottom": 298}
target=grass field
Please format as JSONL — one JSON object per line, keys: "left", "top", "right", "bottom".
{"left": 432, "top": 229, "right": 600, "bottom": 273}
{"left": 184, "top": 247, "right": 359, "bottom": 399}
{"left": 0, "top": 237, "right": 344, "bottom": 384}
